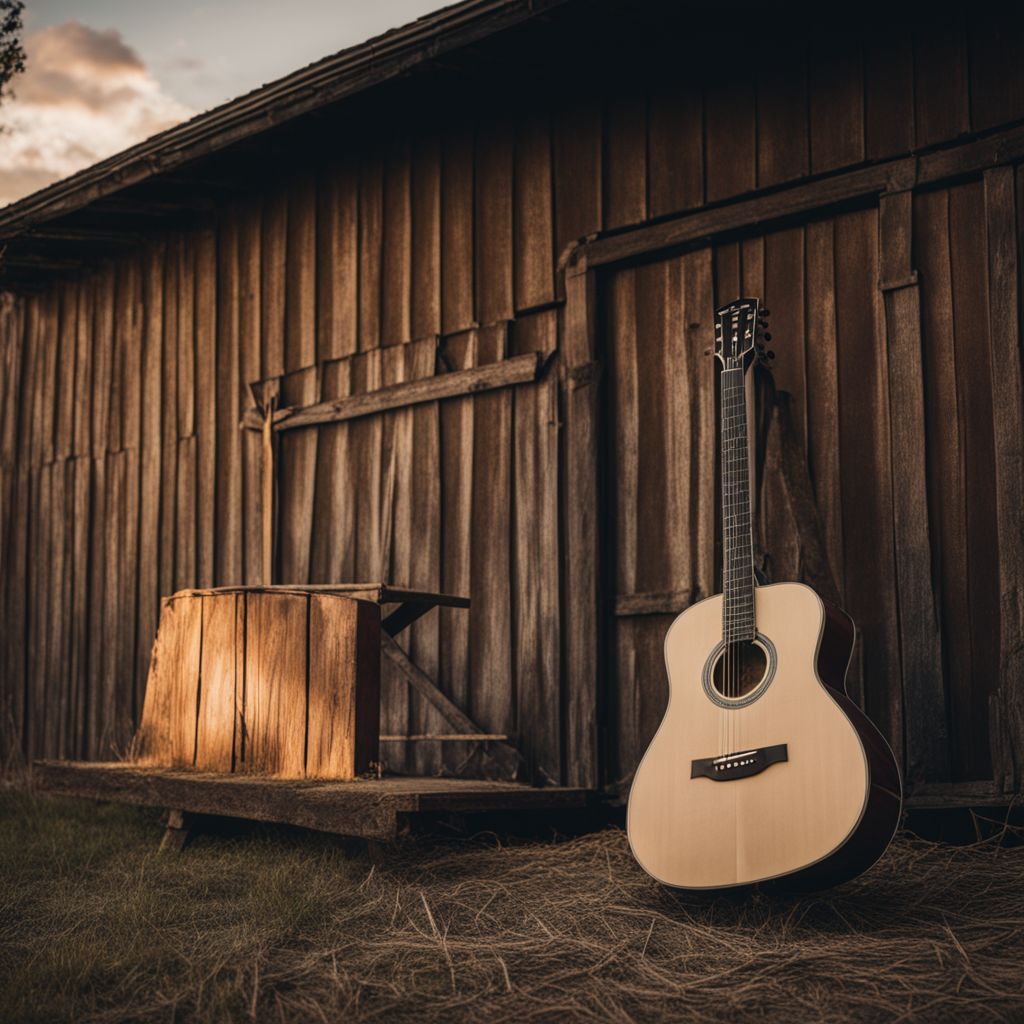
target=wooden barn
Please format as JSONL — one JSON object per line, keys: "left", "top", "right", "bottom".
{"left": 1, "top": 0, "right": 1023, "bottom": 815}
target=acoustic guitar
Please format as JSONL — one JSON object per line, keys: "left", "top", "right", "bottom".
{"left": 626, "top": 298, "right": 902, "bottom": 890}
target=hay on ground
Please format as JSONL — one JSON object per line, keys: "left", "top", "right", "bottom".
{"left": 2, "top": 790, "right": 1023, "bottom": 1023}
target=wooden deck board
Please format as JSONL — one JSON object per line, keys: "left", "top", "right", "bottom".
{"left": 32, "top": 760, "right": 588, "bottom": 840}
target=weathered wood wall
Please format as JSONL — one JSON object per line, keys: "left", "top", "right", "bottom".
{"left": 1, "top": 12, "right": 1022, "bottom": 794}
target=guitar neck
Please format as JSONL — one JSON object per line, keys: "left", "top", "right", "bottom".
{"left": 720, "top": 366, "right": 755, "bottom": 641}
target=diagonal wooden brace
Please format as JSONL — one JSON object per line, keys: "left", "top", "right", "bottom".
{"left": 381, "top": 634, "right": 522, "bottom": 779}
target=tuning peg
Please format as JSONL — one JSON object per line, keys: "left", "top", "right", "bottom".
{"left": 767, "top": 350, "right": 775, "bottom": 359}
{"left": 760, "top": 308, "right": 770, "bottom": 317}
{"left": 762, "top": 332, "right": 772, "bottom": 342}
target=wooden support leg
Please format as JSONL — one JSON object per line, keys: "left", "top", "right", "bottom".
{"left": 159, "top": 809, "right": 194, "bottom": 853}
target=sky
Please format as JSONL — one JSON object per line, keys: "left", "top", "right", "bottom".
{"left": 0, "top": 0, "right": 450, "bottom": 206}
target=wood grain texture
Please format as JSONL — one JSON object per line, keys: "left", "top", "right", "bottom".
{"left": 242, "top": 591, "right": 307, "bottom": 777}
{"left": 604, "top": 95, "right": 646, "bottom": 229}
{"left": 441, "top": 129, "right": 474, "bottom": 335}
{"left": 194, "top": 593, "right": 239, "bottom": 772}
{"left": 475, "top": 121, "right": 514, "bottom": 325}
{"left": 306, "top": 595, "right": 380, "bottom": 778}
{"left": 878, "top": 189, "right": 948, "bottom": 784}
{"left": 34, "top": 761, "right": 587, "bottom": 841}
{"left": 134, "top": 597, "right": 202, "bottom": 767}
{"left": 984, "top": 168, "right": 1024, "bottom": 792}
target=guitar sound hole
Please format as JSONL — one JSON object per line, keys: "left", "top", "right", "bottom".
{"left": 712, "top": 640, "right": 768, "bottom": 700}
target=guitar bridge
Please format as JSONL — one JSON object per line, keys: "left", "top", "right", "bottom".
{"left": 690, "top": 743, "right": 788, "bottom": 781}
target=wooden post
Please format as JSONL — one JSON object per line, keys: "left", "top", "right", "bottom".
{"left": 158, "top": 809, "right": 194, "bottom": 853}
{"left": 878, "top": 184, "right": 948, "bottom": 786}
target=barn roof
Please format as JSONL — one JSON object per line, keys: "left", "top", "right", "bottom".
{"left": 0, "top": 0, "right": 580, "bottom": 287}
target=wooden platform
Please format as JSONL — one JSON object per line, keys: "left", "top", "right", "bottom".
{"left": 33, "top": 761, "right": 589, "bottom": 841}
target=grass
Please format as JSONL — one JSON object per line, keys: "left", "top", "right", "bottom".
{"left": 2, "top": 784, "right": 1024, "bottom": 1023}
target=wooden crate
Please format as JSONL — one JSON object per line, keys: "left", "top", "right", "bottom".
{"left": 133, "top": 589, "right": 380, "bottom": 779}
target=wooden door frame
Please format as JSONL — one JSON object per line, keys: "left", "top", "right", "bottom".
{"left": 558, "top": 123, "right": 1024, "bottom": 800}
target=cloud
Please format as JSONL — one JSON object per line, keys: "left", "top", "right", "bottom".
{"left": 0, "top": 21, "right": 194, "bottom": 207}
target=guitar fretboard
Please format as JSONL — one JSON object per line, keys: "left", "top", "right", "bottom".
{"left": 720, "top": 367, "right": 755, "bottom": 642}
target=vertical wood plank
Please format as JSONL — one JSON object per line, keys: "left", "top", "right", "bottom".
{"left": 468, "top": 325, "right": 513, "bottom": 762}
{"left": 91, "top": 269, "right": 115, "bottom": 459}
{"left": 358, "top": 151, "right": 384, "bottom": 351}
{"left": 948, "top": 181, "right": 1001, "bottom": 782}
{"left": 195, "top": 226, "right": 217, "bottom": 587}
{"left": 835, "top": 208, "right": 902, "bottom": 764}
{"left": 804, "top": 219, "right": 844, "bottom": 593}
{"left": 379, "top": 343, "right": 411, "bottom": 772}
{"left": 864, "top": 34, "right": 915, "bottom": 160}
{"left": 261, "top": 187, "right": 287, "bottom": 380}
{"left": 194, "top": 593, "right": 238, "bottom": 772}
{"left": 705, "top": 82, "right": 756, "bottom": 203}
{"left": 969, "top": 16, "right": 1024, "bottom": 132}
{"left": 278, "top": 366, "right": 318, "bottom": 584}
{"left": 757, "top": 60, "right": 809, "bottom": 188}
{"left": 410, "top": 135, "right": 442, "bottom": 340}
{"left": 476, "top": 121, "right": 515, "bottom": 324}
{"left": 406, "top": 338, "right": 441, "bottom": 776}
{"left": 317, "top": 160, "right": 358, "bottom": 360}
{"left": 307, "top": 596, "right": 381, "bottom": 779}
{"left": 350, "top": 350, "right": 383, "bottom": 583}
{"left": 439, "top": 329, "right": 476, "bottom": 775}
{"left": 134, "top": 596, "right": 202, "bottom": 767}
{"left": 603, "top": 95, "right": 647, "bottom": 229}
{"left": 809, "top": 48, "right": 864, "bottom": 174}
{"left": 242, "top": 592, "right": 307, "bottom": 777}
{"left": 562, "top": 269, "right": 599, "bottom": 787}
{"left": 647, "top": 85, "right": 704, "bottom": 217}
{"left": 914, "top": 22, "right": 969, "bottom": 147}
{"left": 915, "top": 187, "right": 977, "bottom": 779}
{"left": 216, "top": 212, "right": 242, "bottom": 584}
{"left": 55, "top": 285, "right": 77, "bottom": 460}
{"left": 513, "top": 311, "right": 561, "bottom": 783}
{"left": 553, "top": 100, "right": 603, "bottom": 256}
{"left": 879, "top": 188, "right": 949, "bottom": 785}
{"left": 514, "top": 112, "right": 555, "bottom": 311}
{"left": 984, "top": 167, "right": 1024, "bottom": 791}
{"left": 683, "top": 249, "right": 717, "bottom": 604}
{"left": 441, "top": 128, "right": 475, "bottom": 334}
{"left": 159, "top": 245, "right": 178, "bottom": 601}
{"left": 239, "top": 206, "right": 264, "bottom": 584}
{"left": 137, "top": 243, "right": 164, "bottom": 713}
{"left": 310, "top": 358, "right": 354, "bottom": 584}
{"left": 381, "top": 138, "right": 412, "bottom": 345}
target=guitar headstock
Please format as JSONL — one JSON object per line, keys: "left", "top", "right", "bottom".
{"left": 714, "top": 298, "right": 773, "bottom": 371}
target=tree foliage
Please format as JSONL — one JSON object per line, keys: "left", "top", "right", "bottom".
{"left": 0, "top": 0, "right": 25, "bottom": 108}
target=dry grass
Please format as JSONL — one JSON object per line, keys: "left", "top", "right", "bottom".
{"left": 1, "top": 786, "right": 1023, "bottom": 1023}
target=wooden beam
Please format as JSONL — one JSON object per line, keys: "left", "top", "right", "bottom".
{"left": 381, "top": 634, "right": 522, "bottom": 778}
{"left": 566, "top": 122, "right": 1024, "bottom": 277}
{"left": 241, "top": 351, "right": 542, "bottom": 431}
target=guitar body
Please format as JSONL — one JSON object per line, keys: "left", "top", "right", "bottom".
{"left": 627, "top": 582, "right": 902, "bottom": 890}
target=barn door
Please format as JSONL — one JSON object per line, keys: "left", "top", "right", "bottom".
{"left": 601, "top": 250, "right": 718, "bottom": 787}
{"left": 602, "top": 194, "right": 1018, "bottom": 796}
{"left": 601, "top": 208, "right": 909, "bottom": 791}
